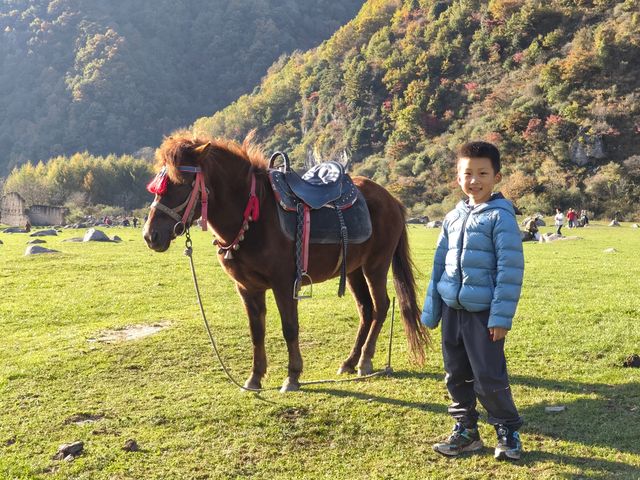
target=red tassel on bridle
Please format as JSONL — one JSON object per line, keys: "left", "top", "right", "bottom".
{"left": 147, "top": 167, "right": 168, "bottom": 195}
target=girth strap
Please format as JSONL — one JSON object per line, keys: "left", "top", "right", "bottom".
{"left": 335, "top": 205, "right": 348, "bottom": 297}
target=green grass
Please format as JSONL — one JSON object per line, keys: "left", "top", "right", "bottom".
{"left": 1, "top": 222, "right": 639, "bottom": 479}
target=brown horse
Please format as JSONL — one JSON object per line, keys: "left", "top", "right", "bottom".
{"left": 143, "top": 133, "right": 429, "bottom": 392}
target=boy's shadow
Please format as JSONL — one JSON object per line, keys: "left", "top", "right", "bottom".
{"left": 305, "top": 370, "right": 640, "bottom": 475}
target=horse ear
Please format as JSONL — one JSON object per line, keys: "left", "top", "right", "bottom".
{"left": 193, "top": 142, "right": 212, "bottom": 156}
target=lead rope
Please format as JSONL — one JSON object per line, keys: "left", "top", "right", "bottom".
{"left": 183, "top": 230, "right": 394, "bottom": 393}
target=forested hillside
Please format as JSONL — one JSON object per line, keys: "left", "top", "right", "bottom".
{"left": 194, "top": 0, "right": 640, "bottom": 218}
{"left": 0, "top": 0, "right": 364, "bottom": 174}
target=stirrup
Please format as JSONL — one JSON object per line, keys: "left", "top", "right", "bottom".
{"left": 293, "top": 273, "right": 313, "bottom": 300}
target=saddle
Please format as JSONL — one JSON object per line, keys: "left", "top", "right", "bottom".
{"left": 268, "top": 151, "right": 372, "bottom": 299}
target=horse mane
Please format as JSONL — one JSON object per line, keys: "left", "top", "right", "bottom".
{"left": 155, "top": 130, "right": 267, "bottom": 183}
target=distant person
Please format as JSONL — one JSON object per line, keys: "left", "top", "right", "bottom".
{"left": 25, "top": 220, "right": 31, "bottom": 233}
{"left": 580, "top": 210, "right": 589, "bottom": 227}
{"left": 422, "top": 141, "right": 524, "bottom": 461}
{"left": 132, "top": 217, "right": 138, "bottom": 228}
{"left": 524, "top": 216, "right": 539, "bottom": 241}
{"left": 566, "top": 208, "right": 577, "bottom": 228}
{"left": 122, "top": 218, "right": 130, "bottom": 227}
{"left": 554, "top": 208, "right": 564, "bottom": 236}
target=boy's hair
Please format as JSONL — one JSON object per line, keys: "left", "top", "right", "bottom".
{"left": 457, "top": 141, "right": 501, "bottom": 173}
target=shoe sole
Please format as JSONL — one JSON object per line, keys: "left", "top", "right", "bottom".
{"left": 494, "top": 449, "right": 521, "bottom": 461}
{"left": 433, "top": 440, "right": 484, "bottom": 457}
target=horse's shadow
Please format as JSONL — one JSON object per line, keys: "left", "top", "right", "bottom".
{"left": 304, "top": 370, "right": 640, "bottom": 474}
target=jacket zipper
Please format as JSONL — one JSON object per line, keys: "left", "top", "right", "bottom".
{"left": 456, "top": 205, "right": 474, "bottom": 306}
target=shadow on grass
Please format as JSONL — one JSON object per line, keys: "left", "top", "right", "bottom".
{"left": 305, "top": 371, "right": 640, "bottom": 459}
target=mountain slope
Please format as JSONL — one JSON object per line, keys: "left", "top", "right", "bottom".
{"left": 0, "top": 0, "right": 364, "bottom": 174}
{"left": 193, "top": 0, "right": 640, "bottom": 218}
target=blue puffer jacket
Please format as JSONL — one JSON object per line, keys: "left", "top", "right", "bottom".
{"left": 421, "top": 193, "right": 524, "bottom": 330}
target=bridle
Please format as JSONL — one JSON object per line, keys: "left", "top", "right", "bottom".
{"left": 149, "top": 165, "right": 208, "bottom": 236}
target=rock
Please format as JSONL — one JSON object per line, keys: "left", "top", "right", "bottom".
{"left": 623, "top": 354, "right": 640, "bottom": 368}
{"left": 609, "top": 220, "right": 620, "bottom": 227}
{"left": 406, "top": 216, "right": 429, "bottom": 224}
{"left": 540, "top": 233, "right": 562, "bottom": 242}
{"left": 540, "top": 233, "right": 582, "bottom": 243}
{"left": 569, "top": 127, "right": 606, "bottom": 166}
{"left": 123, "top": 439, "right": 139, "bottom": 452}
{"left": 545, "top": 406, "right": 566, "bottom": 413}
{"left": 83, "top": 228, "right": 113, "bottom": 242}
{"left": 27, "top": 239, "right": 46, "bottom": 244}
{"left": 112, "top": 235, "right": 122, "bottom": 242}
{"left": 25, "top": 245, "right": 59, "bottom": 256}
{"left": 29, "top": 229, "right": 58, "bottom": 237}
{"left": 3, "top": 227, "right": 26, "bottom": 233}
{"left": 425, "top": 221, "right": 442, "bottom": 228}
{"left": 0, "top": 239, "right": 3, "bottom": 245}
{"left": 521, "top": 215, "right": 545, "bottom": 227}
{"left": 631, "top": 224, "right": 639, "bottom": 229}
{"left": 53, "top": 441, "right": 83, "bottom": 460}
{"left": 62, "top": 237, "right": 84, "bottom": 242}
{"left": 603, "top": 248, "right": 617, "bottom": 253}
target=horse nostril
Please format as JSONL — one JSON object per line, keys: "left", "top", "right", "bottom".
{"left": 151, "top": 230, "right": 159, "bottom": 244}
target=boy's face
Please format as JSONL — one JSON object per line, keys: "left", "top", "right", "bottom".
{"left": 457, "top": 156, "right": 501, "bottom": 205}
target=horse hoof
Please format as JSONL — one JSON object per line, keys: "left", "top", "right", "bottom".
{"left": 337, "top": 364, "right": 356, "bottom": 375}
{"left": 242, "top": 378, "right": 262, "bottom": 392}
{"left": 357, "top": 360, "right": 374, "bottom": 376}
{"left": 280, "top": 378, "right": 301, "bottom": 393}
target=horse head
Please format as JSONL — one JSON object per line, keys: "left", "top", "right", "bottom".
{"left": 143, "top": 137, "right": 212, "bottom": 252}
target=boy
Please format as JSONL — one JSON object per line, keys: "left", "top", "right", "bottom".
{"left": 421, "top": 141, "right": 524, "bottom": 461}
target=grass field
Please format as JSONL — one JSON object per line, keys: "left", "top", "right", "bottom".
{"left": 1, "top": 221, "right": 639, "bottom": 479}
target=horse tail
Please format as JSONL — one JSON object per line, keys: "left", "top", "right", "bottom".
{"left": 392, "top": 206, "right": 430, "bottom": 365}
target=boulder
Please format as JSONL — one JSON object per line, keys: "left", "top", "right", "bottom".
{"left": 83, "top": 228, "right": 113, "bottom": 242}
{"left": 25, "top": 245, "right": 59, "bottom": 255}
{"left": 3, "top": 227, "right": 26, "bottom": 233}
{"left": 631, "top": 224, "right": 639, "bottom": 229}
{"left": 112, "top": 235, "right": 122, "bottom": 242}
{"left": 30, "top": 229, "right": 58, "bottom": 237}
{"left": 406, "top": 216, "right": 429, "bottom": 224}
{"left": 521, "top": 215, "right": 545, "bottom": 227}
{"left": 603, "top": 248, "right": 617, "bottom": 253}
{"left": 609, "top": 220, "right": 621, "bottom": 227}
{"left": 425, "top": 221, "right": 442, "bottom": 228}
{"left": 27, "top": 239, "right": 46, "bottom": 244}
{"left": 0, "top": 239, "right": 3, "bottom": 245}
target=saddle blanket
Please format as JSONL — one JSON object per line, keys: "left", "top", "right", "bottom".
{"left": 274, "top": 190, "right": 372, "bottom": 244}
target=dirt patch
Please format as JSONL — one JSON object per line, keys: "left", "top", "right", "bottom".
{"left": 64, "top": 413, "right": 105, "bottom": 425}
{"left": 88, "top": 322, "right": 170, "bottom": 343}
{"left": 276, "top": 406, "right": 309, "bottom": 422}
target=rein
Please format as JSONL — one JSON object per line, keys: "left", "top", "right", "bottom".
{"left": 183, "top": 228, "right": 395, "bottom": 393}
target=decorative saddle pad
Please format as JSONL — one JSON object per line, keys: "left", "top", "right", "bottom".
{"left": 273, "top": 190, "right": 373, "bottom": 244}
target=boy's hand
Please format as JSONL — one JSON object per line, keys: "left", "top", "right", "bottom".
{"left": 489, "top": 327, "right": 508, "bottom": 342}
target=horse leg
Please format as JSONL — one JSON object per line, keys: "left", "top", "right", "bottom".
{"left": 237, "top": 286, "right": 267, "bottom": 390}
{"left": 357, "top": 267, "right": 390, "bottom": 376}
{"left": 272, "top": 284, "right": 303, "bottom": 392}
{"left": 338, "top": 268, "right": 373, "bottom": 375}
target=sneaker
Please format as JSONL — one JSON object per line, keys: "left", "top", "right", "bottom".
{"left": 433, "top": 423, "right": 483, "bottom": 457}
{"left": 494, "top": 425, "right": 522, "bottom": 461}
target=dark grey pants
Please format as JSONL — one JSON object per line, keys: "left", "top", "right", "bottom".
{"left": 441, "top": 303, "right": 522, "bottom": 430}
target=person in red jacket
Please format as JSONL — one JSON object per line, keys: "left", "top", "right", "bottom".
{"left": 566, "top": 208, "right": 577, "bottom": 228}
